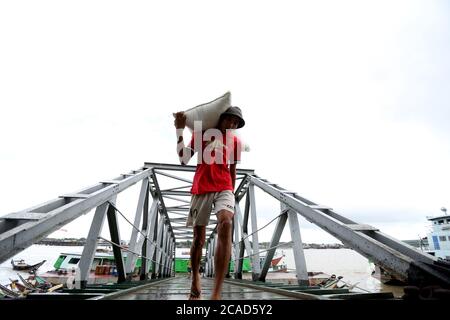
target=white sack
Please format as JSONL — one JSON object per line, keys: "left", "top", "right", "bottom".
{"left": 175, "top": 92, "right": 231, "bottom": 131}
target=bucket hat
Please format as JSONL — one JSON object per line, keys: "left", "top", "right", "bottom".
{"left": 220, "top": 106, "right": 245, "bottom": 128}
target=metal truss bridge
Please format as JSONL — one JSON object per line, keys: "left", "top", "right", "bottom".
{"left": 1, "top": 162, "right": 449, "bottom": 300}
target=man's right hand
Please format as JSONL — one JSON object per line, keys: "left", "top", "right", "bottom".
{"left": 174, "top": 111, "right": 187, "bottom": 129}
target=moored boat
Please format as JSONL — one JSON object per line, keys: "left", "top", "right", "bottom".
{"left": 371, "top": 208, "right": 450, "bottom": 285}
{"left": 39, "top": 252, "right": 132, "bottom": 285}
{"left": 425, "top": 208, "right": 450, "bottom": 261}
{"left": 10, "top": 259, "right": 46, "bottom": 273}
{"left": 258, "top": 251, "right": 288, "bottom": 273}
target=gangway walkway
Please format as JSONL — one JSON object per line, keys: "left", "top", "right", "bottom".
{"left": 92, "top": 276, "right": 309, "bottom": 300}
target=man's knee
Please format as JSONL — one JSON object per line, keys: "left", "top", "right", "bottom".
{"left": 217, "top": 211, "right": 233, "bottom": 232}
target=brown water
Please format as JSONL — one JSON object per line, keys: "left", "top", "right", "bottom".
{"left": 248, "top": 248, "right": 405, "bottom": 297}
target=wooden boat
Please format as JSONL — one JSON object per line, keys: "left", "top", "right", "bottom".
{"left": 0, "top": 274, "right": 65, "bottom": 299}
{"left": 271, "top": 255, "right": 284, "bottom": 267}
{"left": 10, "top": 259, "right": 46, "bottom": 273}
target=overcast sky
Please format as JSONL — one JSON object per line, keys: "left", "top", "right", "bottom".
{"left": 1, "top": 0, "right": 449, "bottom": 245}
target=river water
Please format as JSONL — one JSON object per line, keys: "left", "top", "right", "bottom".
{"left": 0, "top": 245, "right": 405, "bottom": 297}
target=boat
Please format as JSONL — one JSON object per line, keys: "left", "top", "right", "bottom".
{"left": 38, "top": 246, "right": 255, "bottom": 285}
{"left": 371, "top": 208, "right": 450, "bottom": 285}
{"left": 425, "top": 208, "right": 450, "bottom": 261}
{"left": 258, "top": 251, "right": 288, "bottom": 273}
{"left": 0, "top": 273, "right": 60, "bottom": 299}
{"left": 269, "top": 252, "right": 288, "bottom": 272}
{"left": 10, "top": 259, "right": 46, "bottom": 273}
{"left": 39, "top": 252, "right": 134, "bottom": 285}
{"left": 270, "top": 255, "right": 284, "bottom": 267}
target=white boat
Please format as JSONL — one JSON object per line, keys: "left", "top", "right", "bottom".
{"left": 372, "top": 208, "right": 450, "bottom": 285}
{"left": 426, "top": 208, "right": 450, "bottom": 261}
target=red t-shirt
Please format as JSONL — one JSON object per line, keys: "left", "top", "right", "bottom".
{"left": 188, "top": 130, "right": 242, "bottom": 195}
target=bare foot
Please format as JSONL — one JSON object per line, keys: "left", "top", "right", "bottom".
{"left": 210, "top": 294, "right": 221, "bottom": 300}
{"left": 189, "top": 273, "right": 202, "bottom": 300}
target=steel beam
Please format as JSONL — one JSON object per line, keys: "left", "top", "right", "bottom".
{"left": 144, "top": 162, "right": 255, "bottom": 175}
{"left": 248, "top": 184, "right": 261, "bottom": 279}
{"left": 77, "top": 199, "right": 115, "bottom": 288}
{"left": 234, "top": 203, "right": 254, "bottom": 276}
{"left": 233, "top": 207, "right": 240, "bottom": 279}
{"left": 106, "top": 203, "right": 126, "bottom": 283}
{"left": 154, "top": 170, "right": 193, "bottom": 184}
{"left": 285, "top": 204, "right": 309, "bottom": 285}
{"left": 160, "top": 224, "right": 169, "bottom": 277}
{"left": 154, "top": 215, "right": 165, "bottom": 277}
{"left": 149, "top": 206, "right": 160, "bottom": 279}
{"left": 259, "top": 212, "right": 287, "bottom": 282}
{"left": 140, "top": 187, "right": 150, "bottom": 281}
{"left": 125, "top": 179, "right": 149, "bottom": 276}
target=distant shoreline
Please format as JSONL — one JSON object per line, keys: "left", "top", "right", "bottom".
{"left": 37, "top": 238, "right": 349, "bottom": 249}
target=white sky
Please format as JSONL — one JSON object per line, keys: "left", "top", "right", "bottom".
{"left": 1, "top": 0, "right": 449, "bottom": 244}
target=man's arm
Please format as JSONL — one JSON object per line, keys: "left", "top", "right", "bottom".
{"left": 229, "top": 135, "right": 241, "bottom": 192}
{"left": 230, "top": 163, "right": 237, "bottom": 191}
{"left": 174, "top": 112, "right": 195, "bottom": 165}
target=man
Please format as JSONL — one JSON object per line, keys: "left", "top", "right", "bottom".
{"left": 174, "top": 106, "right": 245, "bottom": 300}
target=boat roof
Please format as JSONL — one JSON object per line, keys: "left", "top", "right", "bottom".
{"left": 427, "top": 215, "right": 450, "bottom": 221}
{"left": 59, "top": 252, "right": 114, "bottom": 258}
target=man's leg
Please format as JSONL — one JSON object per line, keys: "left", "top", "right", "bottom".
{"left": 211, "top": 209, "right": 234, "bottom": 300}
{"left": 190, "top": 225, "right": 206, "bottom": 300}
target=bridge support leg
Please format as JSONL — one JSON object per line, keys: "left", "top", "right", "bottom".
{"left": 259, "top": 211, "right": 287, "bottom": 282}
{"left": 285, "top": 205, "right": 309, "bottom": 286}
{"left": 154, "top": 215, "right": 165, "bottom": 278}
{"left": 166, "top": 238, "right": 174, "bottom": 277}
{"left": 77, "top": 199, "right": 115, "bottom": 289}
{"left": 160, "top": 224, "right": 169, "bottom": 277}
{"left": 248, "top": 184, "right": 261, "bottom": 280}
{"left": 125, "top": 179, "right": 149, "bottom": 280}
{"left": 209, "top": 234, "right": 216, "bottom": 277}
{"left": 140, "top": 187, "right": 150, "bottom": 281}
{"left": 233, "top": 207, "right": 241, "bottom": 279}
{"left": 147, "top": 200, "right": 159, "bottom": 279}
{"left": 205, "top": 239, "right": 212, "bottom": 277}
{"left": 234, "top": 201, "right": 254, "bottom": 279}
{"left": 107, "top": 202, "right": 126, "bottom": 283}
